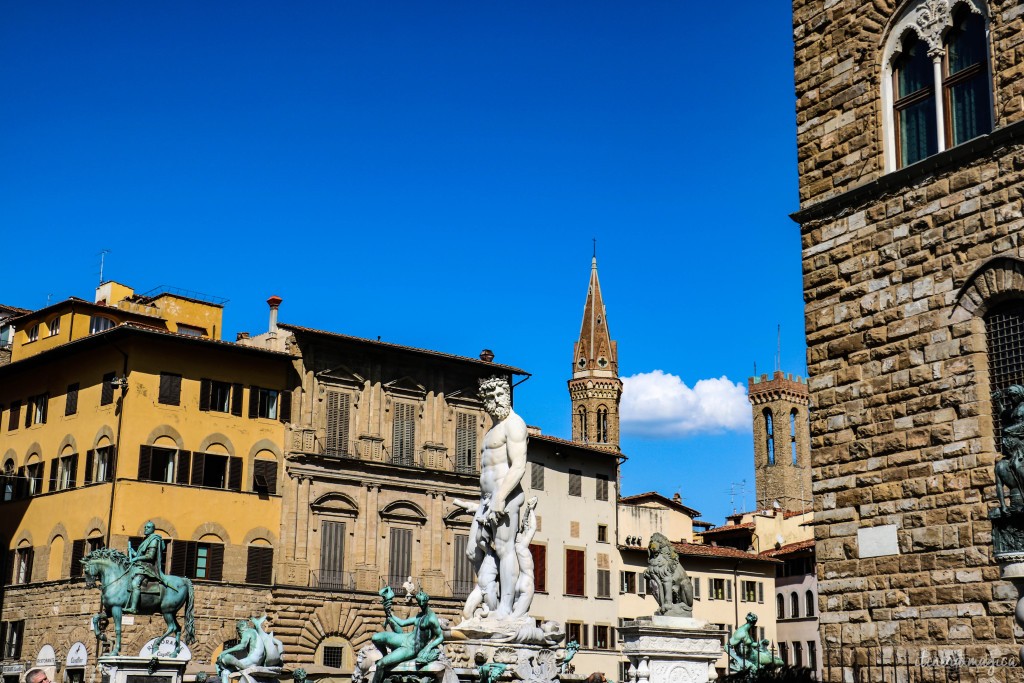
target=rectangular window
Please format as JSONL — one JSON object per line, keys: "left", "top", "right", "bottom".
{"left": 455, "top": 412, "right": 477, "bottom": 473}
{"left": 101, "top": 372, "right": 116, "bottom": 405}
{"left": 253, "top": 459, "right": 278, "bottom": 495}
{"left": 89, "top": 316, "right": 114, "bottom": 334}
{"left": 759, "top": 581, "right": 764, "bottom": 604}
{"left": 388, "top": 528, "right": 413, "bottom": 588}
{"left": 596, "top": 474, "right": 608, "bottom": 501}
{"left": 620, "top": 571, "right": 636, "bottom": 594}
{"left": 710, "top": 578, "right": 725, "bottom": 601}
{"left": 8, "top": 400, "right": 20, "bottom": 431}
{"left": 245, "top": 546, "right": 274, "bottom": 585}
{"left": 171, "top": 541, "right": 223, "bottom": 581}
{"left": 322, "top": 646, "right": 344, "bottom": 669}
{"left": 596, "top": 569, "right": 610, "bottom": 598}
{"left": 319, "top": 520, "right": 347, "bottom": 589}
{"left": 66, "top": 383, "right": 79, "bottom": 416}
{"left": 452, "top": 534, "right": 475, "bottom": 600}
{"left": 793, "top": 642, "right": 803, "bottom": 668}
{"left": 530, "top": 461, "right": 544, "bottom": 490}
{"left": 211, "top": 381, "right": 231, "bottom": 413}
{"left": 742, "top": 580, "right": 757, "bottom": 603}
{"left": 2, "top": 620, "right": 24, "bottom": 659}
{"left": 150, "top": 447, "right": 177, "bottom": 483}
{"left": 51, "top": 454, "right": 78, "bottom": 491}
{"left": 25, "top": 463, "right": 43, "bottom": 496}
{"left": 28, "top": 393, "right": 48, "bottom": 426}
{"left": 566, "top": 622, "right": 583, "bottom": 648}
{"left": 530, "top": 544, "right": 546, "bottom": 592}
{"left": 565, "top": 548, "right": 585, "bottom": 596}
{"left": 693, "top": 576, "right": 701, "bottom": 600}
{"left": 176, "top": 324, "right": 204, "bottom": 337}
{"left": 250, "top": 387, "right": 279, "bottom": 419}
{"left": 779, "top": 643, "right": 789, "bottom": 666}
{"left": 14, "top": 548, "right": 33, "bottom": 585}
{"left": 597, "top": 524, "right": 608, "bottom": 543}
{"left": 392, "top": 402, "right": 416, "bottom": 465}
{"left": 159, "top": 373, "right": 182, "bottom": 406}
{"left": 325, "top": 390, "right": 352, "bottom": 457}
{"left": 807, "top": 641, "right": 817, "bottom": 671}
{"left": 86, "top": 445, "right": 115, "bottom": 484}
{"left": 593, "top": 625, "right": 610, "bottom": 650}
{"left": 568, "top": 469, "right": 581, "bottom": 497}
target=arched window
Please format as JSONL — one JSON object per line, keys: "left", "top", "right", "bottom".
{"left": 790, "top": 409, "right": 799, "bottom": 465}
{"left": 89, "top": 316, "right": 115, "bottom": 335}
{"left": 596, "top": 406, "right": 608, "bottom": 443}
{"left": 776, "top": 593, "right": 785, "bottom": 620}
{"left": 578, "top": 406, "right": 588, "bottom": 443}
{"left": 764, "top": 409, "right": 775, "bottom": 465}
{"left": 883, "top": 0, "right": 992, "bottom": 170}
{"left": 790, "top": 591, "right": 800, "bottom": 619}
{"left": 805, "top": 589, "right": 816, "bottom": 617}
{"left": 2, "top": 460, "right": 14, "bottom": 502}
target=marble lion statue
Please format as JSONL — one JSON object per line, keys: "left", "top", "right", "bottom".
{"left": 642, "top": 532, "right": 693, "bottom": 617}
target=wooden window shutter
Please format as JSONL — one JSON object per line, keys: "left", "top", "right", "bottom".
{"left": 8, "top": 401, "right": 20, "bottom": 431}
{"left": 0, "top": 622, "right": 6, "bottom": 651}
{"left": 320, "top": 521, "right": 346, "bottom": 579}
{"left": 175, "top": 450, "right": 191, "bottom": 485}
{"left": 138, "top": 446, "right": 153, "bottom": 481}
{"left": 228, "top": 457, "right": 243, "bottom": 491}
{"left": 392, "top": 403, "right": 415, "bottom": 464}
{"left": 107, "top": 445, "right": 118, "bottom": 482}
{"left": 199, "top": 379, "right": 211, "bottom": 411}
{"left": 597, "top": 474, "right": 608, "bottom": 501}
{"left": 208, "top": 544, "right": 225, "bottom": 581}
{"left": 246, "top": 546, "right": 274, "bottom": 585}
{"left": 25, "top": 400, "right": 31, "bottom": 428}
{"left": 14, "top": 467, "right": 27, "bottom": 499}
{"left": 170, "top": 540, "right": 189, "bottom": 577}
{"left": 758, "top": 582, "right": 764, "bottom": 603}
{"left": 70, "top": 540, "right": 86, "bottom": 578}
{"left": 84, "top": 450, "right": 94, "bottom": 485}
{"left": 529, "top": 544, "right": 546, "bottom": 592}
{"left": 569, "top": 469, "right": 582, "bottom": 497}
{"left": 388, "top": 528, "right": 412, "bottom": 586}
{"left": 253, "top": 460, "right": 278, "bottom": 495}
{"left": 159, "top": 374, "right": 181, "bottom": 406}
{"left": 49, "top": 459, "right": 59, "bottom": 492}
{"left": 453, "top": 534, "right": 473, "bottom": 592}
{"left": 101, "top": 373, "right": 115, "bottom": 406}
{"left": 24, "top": 549, "right": 34, "bottom": 584}
{"left": 39, "top": 394, "right": 48, "bottom": 424}
{"left": 531, "top": 462, "right": 544, "bottom": 490}
{"left": 248, "top": 387, "right": 259, "bottom": 419}
{"left": 69, "top": 453, "right": 78, "bottom": 489}
{"left": 279, "top": 390, "right": 292, "bottom": 423}
{"left": 66, "top": 383, "right": 79, "bottom": 416}
{"left": 726, "top": 580, "right": 733, "bottom": 601}
{"left": 565, "top": 549, "right": 584, "bottom": 595}
{"left": 694, "top": 577, "right": 700, "bottom": 600}
{"left": 456, "top": 412, "right": 477, "bottom": 471}
{"left": 190, "top": 452, "right": 206, "bottom": 486}
{"left": 325, "top": 391, "right": 351, "bottom": 456}
{"left": 230, "top": 384, "right": 243, "bottom": 416}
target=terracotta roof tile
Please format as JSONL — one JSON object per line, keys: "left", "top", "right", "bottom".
{"left": 617, "top": 491, "right": 700, "bottom": 518}
{"left": 760, "top": 539, "right": 815, "bottom": 558}
{"left": 672, "top": 541, "right": 780, "bottom": 562}
{"left": 700, "top": 522, "right": 755, "bottom": 535}
{"left": 529, "top": 433, "right": 623, "bottom": 457}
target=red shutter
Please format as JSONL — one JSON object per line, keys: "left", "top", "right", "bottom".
{"left": 565, "top": 549, "right": 584, "bottom": 596}
{"left": 530, "top": 544, "right": 546, "bottom": 592}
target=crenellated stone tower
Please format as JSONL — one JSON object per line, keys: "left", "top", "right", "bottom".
{"left": 569, "top": 257, "right": 622, "bottom": 452}
{"left": 747, "top": 370, "right": 811, "bottom": 511}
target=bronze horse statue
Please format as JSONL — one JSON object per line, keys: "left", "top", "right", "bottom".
{"left": 81, "top": 548, "right": 195, "bottom": 656}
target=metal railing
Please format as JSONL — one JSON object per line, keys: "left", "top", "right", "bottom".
{"left": 447, "top": 579, "right": 474, "bottom": 600}
{"left": 309, "top": 570, "right": 356, "bottom": 591}
{"left": 287, "top": 429, "right": 479, "bottom": 474}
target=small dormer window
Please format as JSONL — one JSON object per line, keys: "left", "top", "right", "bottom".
{"left": 26, "top": 324, "right": 39, "bottom": 342}
{"left": 89, "top": 316, "right": 115, "bottom": 335}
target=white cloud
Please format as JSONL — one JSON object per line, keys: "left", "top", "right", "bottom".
{"left": 620, "top": 370, "right": 750, "bottom": 437}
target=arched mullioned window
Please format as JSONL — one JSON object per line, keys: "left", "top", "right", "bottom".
{"left": 790, "top": 591, "right": 800, "bottom": 619}
{"left": 882, "top": 0, "right": 992, "bottom": 171}
{"left": 764, "top": 409, "right": 775, "bottom": 465}
{"left": 790, "top": 409, "right": 799, "bottom": 465}
{"left": 577, "top": 406, "right": 588, "bottom": 443}
{"left": 776, "top": 593, "right": 785, "bottom": 620}
{"left": 596, "top": 405, "right": 608, "bottom": 443}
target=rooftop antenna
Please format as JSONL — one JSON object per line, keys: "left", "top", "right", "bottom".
{"left": 46, "top": 293, "right": 53, "bottom": 306}
{"left": 593, "top": 238, "right": 597, "bottom": 259}
{"left": 98, "top": 249, "right": 111, "bottom": 285}
{"left": 776, "top": 324, "right": 781, "bottom": 372}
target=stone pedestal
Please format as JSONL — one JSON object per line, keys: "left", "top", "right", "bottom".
{"left": 617, "top": 617, "right": 724, "bottom": 683}
{"left": 99, "top": 657, "right": 188, "bottom": 683}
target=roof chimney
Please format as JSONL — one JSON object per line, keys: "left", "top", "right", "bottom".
{"left": 672, "top": 492, "right": 682, "bottom": 504}
{"left": 480, "top": 349, "right": 495, "bottom": 362}
{"left": 267, "top": 296, "right": 282, "bottom": 333}
{"left": 236, "top": 331, "right": 250, "bottom": 341}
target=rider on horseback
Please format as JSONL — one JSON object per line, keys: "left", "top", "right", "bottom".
{"left": 126, "top": 521, "right": 170, "bottom": 614}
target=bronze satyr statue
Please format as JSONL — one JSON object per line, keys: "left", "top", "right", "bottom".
{"left": 642, "top": 533, "right": 693, "bottom": 618}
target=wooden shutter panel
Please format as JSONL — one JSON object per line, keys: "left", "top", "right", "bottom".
{"left": 569, "top": 469, "right": 581, "bottom": 496}
{"left": 15, "top": 467, "right": 27, "bottom": 499}
{"left": 388, "top": 528, "right": 412, "bottom": 586}
{"left": 228, "top": 457, "right": 242, "bottom": 491}
{"left": 66, "top": 384, "right": 79, "bottom": 416}
{"left": 758, "top": 582, "right": 764, "bottom": 603}
{"left": 231, "top": 384, "right": 243, "bottom": 416}
{"left": 25, "top": 401, "right": 31, "bottom": 428}
{"left": 199, "top": 379, "right": 211, "bottom": 411}
{"left": 70, "top": 540, "right": 86, "bottom": 578}
{"left": 9, "top": 401, "right": 21, "bottom": 431}
{"left": 39, "top": 394, "right": 47, "bottom": 424}
{"left": 325, "top": 391, "right": 351, "bottom": 456}
{"left": 694, "top": 577, "right": 700, "bottom": 600}
{"left": 138, "top": 446, "right": 153, "bottom": 481}
{"left": 49, "top": 459, "right": 59, "bottom": 492}
{"left": 253, "top": 460, "right": 278, "bottom": 495}
{"left": 101, "top": 374, "right": 115, "bottom": 406}
{"left": 392, "top": 403, "right": 415, "bottom": 464}
{"left": 248, "top": 387, "right": 259, "bottom": 419}
{"left": 68, "top": 453, "right": 78, "bottom": 489}
{"left": 246, "top": 546, "right": 274, "bottom": 585}
{"left": 727, "top": 580, "right": 733, "bottom": 601}
{"left": 170, "top": 540, "right": 189, "bottom": 577}
{"left": 529, "top": 544, "right": 546, "bottom": 592}
{"left": 107, "top": 445, "right": 118, "bottom": 482}
{"left": 565, "top": 549, "right": 584, "bottom": 596}
{"left": 159, "top": 374, "right": 181, "bottom": 406}
{"left": 174, "top": 450, "right": 191, "bottom": 485}
{"left": 2, "top": 549, "right": 12, "bottom": 586}
{"left": 190, "top": 452, "right": 206, "bottom": 486}
{"left": 320, "top": 521, "right": 346, "bottom": 588}
{"left": 208, "top": 544, "right": 225, "bottom": 581}
{"left": 279, "top": 389, "right": 292, "bottom": 423}
{"left": 0, "top": 622, "right": 5, "bottom": 652}
{"left": 84, "top": 450, "right": 94, "bottom": 485}
{"left": 24, "top": 549, "right": 33, "bottom": 584}
{"left": 531, "top": 462, "right": 544, "bottom": 490}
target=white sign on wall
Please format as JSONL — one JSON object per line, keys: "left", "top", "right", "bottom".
{"left": 858, "top": 524, "right": 900, "bottom": 558}
{"left": 35, "top": 645, "right": 56, "bottom": 667}
{"left": 66, "top": 642, "right": 88, "bottom": 667}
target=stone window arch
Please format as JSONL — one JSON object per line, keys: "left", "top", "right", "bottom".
{"left": 790, "top": 409, "right": 799, "bottom": 465}
{"left": 316, "top": 635, "right": 355, "bottom": 671}
{"left": 2, "top": 457, "right": 14, "bottom": 502}
{"left": 596, "top": 405, "right": 609, "bottom": 443}
{"left": 764, "top": 409, "right": 775, "bottom": 465}
{"left": 577, "top": 405, "right": 588, "bottom": 443}
{"left": 880, "top": 0, "right": 992, "bottom": 171}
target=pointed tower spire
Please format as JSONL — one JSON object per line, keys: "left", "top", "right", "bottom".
{"left": 568, "top": 256, "right": 622, "bottom": 451}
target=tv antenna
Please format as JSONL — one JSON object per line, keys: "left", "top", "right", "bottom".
{"left": 728, "top": 480, "right": 748, "bottom": 514}
{"left": 98, "top": 249, "right": 111, "bottom": 284}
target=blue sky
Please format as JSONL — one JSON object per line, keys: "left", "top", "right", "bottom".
{"left": 1, "top": 1, "right": 803, "bottom": 524}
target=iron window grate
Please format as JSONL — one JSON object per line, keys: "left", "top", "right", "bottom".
{"left": 986, "top": 302, "right": 1024, "bottom": 453}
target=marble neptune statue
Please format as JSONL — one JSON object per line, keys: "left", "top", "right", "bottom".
{"left": 454, "top": 376, "right": 533, "bottom": 621}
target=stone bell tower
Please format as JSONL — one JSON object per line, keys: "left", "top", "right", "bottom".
{"left": 748, "top": 370, "right": 811, "bottom": 511}
{"left": 568, "top": 257, "right": 622, "bottom": 452}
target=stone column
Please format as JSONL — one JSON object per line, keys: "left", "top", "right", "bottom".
{"left": 619, "top": 617, "right": 724, "bottom": 683}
